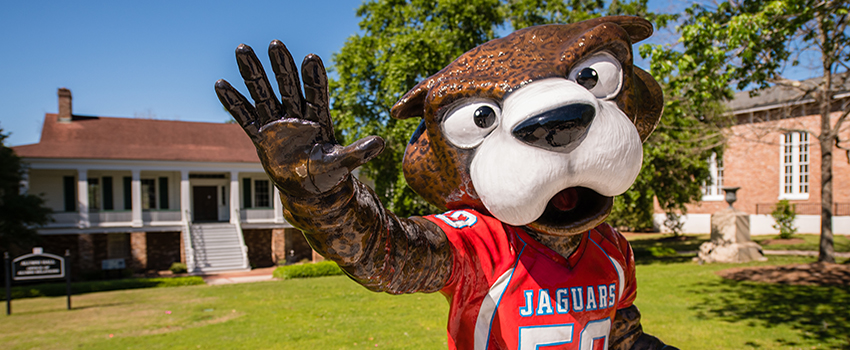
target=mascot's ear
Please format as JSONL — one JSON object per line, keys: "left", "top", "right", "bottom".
{"left": 391, "top": 83, "right": 429, "bottom": 120}
{"left": 608, "top": 16, "right": 653, "bottom": 43}
{"left": 632, "top": 66, "right": 664, "bottom": 142}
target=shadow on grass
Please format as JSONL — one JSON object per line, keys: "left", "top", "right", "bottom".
{"left": 2, "top": 276, "right": 205, "bottom": 300}
{"left": 629, "top": 235, "right": 708, "bottom": 265}
{"left": 690, "top": 278, "right": 850, "bottom": 349}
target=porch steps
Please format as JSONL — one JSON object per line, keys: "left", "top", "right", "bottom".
{"left": 187, "top": 223, "right": 249, "bottom": 273}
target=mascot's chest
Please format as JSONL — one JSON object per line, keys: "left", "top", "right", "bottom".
{"left": 430, "top": 211, "right": 627, "bottom": 350}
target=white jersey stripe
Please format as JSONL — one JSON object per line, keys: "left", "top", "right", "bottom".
{"left": 588, "top": 237, "right": 625, "bottom": 299}
{"left": 474, "top": 268, "right": 515, "bottom": 350}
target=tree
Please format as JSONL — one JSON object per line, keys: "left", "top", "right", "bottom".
{"left": 330, "top": 0, "right": 680, "bottom": 218}
{"left": 646, "top": 0, "right": 848, "bottom": 261}
{"left": 0, "top": 129, "right": 51, "bottom": 253}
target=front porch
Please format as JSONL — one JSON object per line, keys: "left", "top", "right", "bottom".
{"left": 24, "top": 160, "right": 294, "bottom": 274}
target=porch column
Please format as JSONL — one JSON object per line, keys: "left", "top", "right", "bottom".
{"left": 230, "top": 171, "right": 240, "bottom": 224}
{"left": 131, "top": 169, "right": 142, "bottom": 227}
{"left": 274, "top": 187, "right": 284, "bottom": 223}
{"left": 180, "top": 170, "right": 190, "bottom": 223}
{"left": 77, "top": 168, "right": 89, "bottom": 228}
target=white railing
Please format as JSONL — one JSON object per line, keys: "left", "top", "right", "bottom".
{"left": 142, "top": 210, "right": 182, "bottom": 223}
{"left": 89, "top": 211, "right": 133, "bottom": 224}
{"left": 233, "top": 208, "right": 250, "bottom": 269}
{"left": 240, "top": 208, "right": 275, "bottom": 222}
{"left": 49, "top": 212, "right": 78, "bottom": 227}
{"left": 182, "top": 210, "right": 196, "bottom": 273}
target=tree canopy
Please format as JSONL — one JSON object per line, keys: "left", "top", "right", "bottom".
{"left": 331, "top": 0, "right": 693, "bottom": 222}
{"left": 0, "top": 130, "right": 51, "bottom": 253}
{"left": 644, "top": 0, "right": 848, "bottom": 260}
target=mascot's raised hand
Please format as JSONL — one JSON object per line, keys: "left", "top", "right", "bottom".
{"left": 215, "top": 42, "right": 384, "bottom": 197}
{"left": 217, "top": 16, "right": 676, "bottom": 350}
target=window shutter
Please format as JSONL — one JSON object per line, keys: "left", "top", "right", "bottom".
{"left": 159, "top": 177, "right": 169, "bottom": 209}
{"left": 123, "top": 176, "right": 132, "bottom": 210}
{"left": 63, "top": 176, "right": 76, "bottom": 212}
{"left": 242, "top": 178, "right": 252, "bottom": 208}
{"left": 103, "top": 176, "right": 114, "bottom": 210}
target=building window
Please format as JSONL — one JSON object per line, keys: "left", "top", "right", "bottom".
{"left": 702, "top": 153, "right": 724, "bottom": 201}
{"left": 88, "top": 178, "right": 101, "bottom": 210}
{"left": 255, "top": 180, "right": 270, "bottom": 208}
{"left": 141, "top": 179, "right": 156, "bottom": 209}
{"left": 780, "top": 132, "right": 809, "bottom": 199}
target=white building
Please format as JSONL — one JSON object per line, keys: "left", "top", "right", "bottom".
{"left": 13, "top": 89, "right": 314, "bottom": 275}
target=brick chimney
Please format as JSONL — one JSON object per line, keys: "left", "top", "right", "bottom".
{"left": 58, "top": 88, "right": 72, "bottom": 123}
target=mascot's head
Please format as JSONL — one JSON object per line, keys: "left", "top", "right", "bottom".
{"left": 390, "top": 16, "right": 663, "bottom": 236}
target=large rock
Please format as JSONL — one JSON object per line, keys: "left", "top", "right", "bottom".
{"left": 698, "top": 207, "right": 766, "bottom": 263}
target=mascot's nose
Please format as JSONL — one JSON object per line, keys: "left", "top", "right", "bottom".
{"left": 511, "top": 103, "right": 595, "bottom": 150}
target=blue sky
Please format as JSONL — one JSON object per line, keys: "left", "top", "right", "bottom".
{"left": 0, "top": 0, "right": 748, "bottom": 147}
{"left": 0, "top": 0, "right": 364, "bottom": 146}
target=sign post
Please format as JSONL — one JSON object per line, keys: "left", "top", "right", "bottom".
{"left": 4, "top": 252, "right": 10, "bottom": 315}
{"left": 65, "top": 250, "right": 72, "bottom": 310}
{"left": 5, "top": 248, "right": 71, "bottom": 315}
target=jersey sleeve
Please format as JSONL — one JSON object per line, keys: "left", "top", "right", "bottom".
{"left": 595, "top": 223, "right": 638, "bottom": 309}
{"left": 423, "top": 210, "right": 516, "bottom": 296}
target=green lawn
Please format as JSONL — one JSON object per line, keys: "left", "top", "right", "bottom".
{"left": 1, "top": 254, "right": 847, "bottom": 349}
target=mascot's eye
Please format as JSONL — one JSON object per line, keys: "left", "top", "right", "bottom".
{"left": 576, "top": 68, "right": 598, "bottom": 90}
{"left": 474, "top": 106, "right": 497, "bottom": 128}
{"left": 441, "top": 100, "right": 501, "bottom": 149}
{"left": 568, "top": 52, "right": 622, "bottom": 99}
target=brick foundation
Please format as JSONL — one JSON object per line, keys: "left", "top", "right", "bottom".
{"left": 146, "top": 232, "right": 181, "bottom": 271}
{"left": 243, "top": 229, "right": 274, "bottom": 268}
{"left": 130, "top": 232, "right": 147, "bottom": 271}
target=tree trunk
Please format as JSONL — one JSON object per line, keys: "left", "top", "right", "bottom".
{"left": 819, "top": 133, "right": 835, "bottom": 263}
{"left": 818, "top": 70, "right": 835, "bottom": 263}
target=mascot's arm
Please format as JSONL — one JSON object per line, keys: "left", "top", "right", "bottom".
{"left": 610, "top": 306, "right": 678, "bottom": 350}
{"left": 215, "top": 41, "right": 452, "bottom": 294}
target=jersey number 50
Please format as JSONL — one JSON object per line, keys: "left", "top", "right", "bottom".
{"left": 518, "top": 318, "right": 610, "bottom": 349}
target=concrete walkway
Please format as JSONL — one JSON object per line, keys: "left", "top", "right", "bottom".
{"left": 201, "top": 266, "right": 277, "bottom": 285}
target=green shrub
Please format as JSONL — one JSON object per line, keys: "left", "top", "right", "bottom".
{"left": 170, "top": 262, "right": 188, "bottom": 274}
{"left": 771, "top": 199, "right": 798, "bottom": 239}
{"left": 2, "top": 276, "right": 205, "bottom": 300}
{"left": 273, "top": 261, "right": 344, "bottom": 280}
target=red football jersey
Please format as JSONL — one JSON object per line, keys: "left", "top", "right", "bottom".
{"left": 425, "top": 209, "right": 637, "bottom": 350}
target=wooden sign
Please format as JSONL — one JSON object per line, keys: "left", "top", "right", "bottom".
{"left": 12, "top": 247, "right": 65, "bottom": 281}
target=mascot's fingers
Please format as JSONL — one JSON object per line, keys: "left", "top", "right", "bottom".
{"left": 300, "top": 54, "right": 334, "bottom": 141}
{"left": 308, "top": 136, "right": 385, "bottom": 193}
{"left": 215, "top": 79, "right": 260, "bottom": 138}
{"left": 269, "top": 40, "right": 304, "bottom": 120}
{"left": 236, "top": 43, "right": 281, "bottom": 126}
{"left": 338, "top": 136, "right": 385, "bottom": 171}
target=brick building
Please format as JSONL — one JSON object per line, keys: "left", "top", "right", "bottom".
{"left": 658, "top": 76, "right": 850, "bottom": 235}
{"left": 12, "top": 88, "right": 315, "bottom": 276}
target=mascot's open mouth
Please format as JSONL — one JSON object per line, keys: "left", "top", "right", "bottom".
{"left": 528, "top": 187, "right": 613, "bottom": 236}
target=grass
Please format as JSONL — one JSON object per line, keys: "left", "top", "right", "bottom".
{"left": 0, "top": 276, "right": 448, "bottom": 350}
{"left": 273, "top": 260, "right": 344, "bottom": 279}
{"left": 1, "top": 237, "right": 848, "bottom": 349}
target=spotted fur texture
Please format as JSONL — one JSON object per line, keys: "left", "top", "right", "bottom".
{"left": 392, "top": 16, "right": 663, "bottom": 214}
